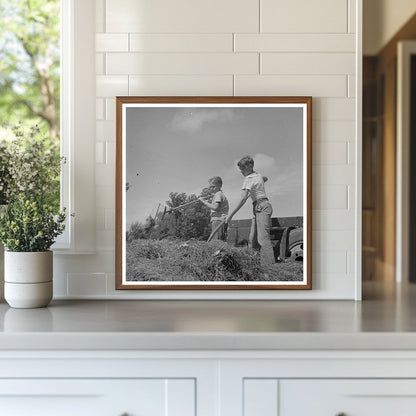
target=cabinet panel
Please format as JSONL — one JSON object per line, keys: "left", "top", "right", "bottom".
{"left": 280, "top": 380, "right": 416, "bottom": 416}
{"left": 0, "top": 379, "right": 195, "bottom": 416}
{"left": 243, "top": 379, "right": 279, "bottom": 416}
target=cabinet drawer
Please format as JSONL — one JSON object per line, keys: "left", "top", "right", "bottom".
{"left": 280, "top": 380, "right": 416, "bottom": 416}
{"left": 0, "top": 379, "right": 195, "bottom": 416}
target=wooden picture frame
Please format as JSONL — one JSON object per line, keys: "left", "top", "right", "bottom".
{"left": 116, "top": 96, "right": 312, "bottom": 290}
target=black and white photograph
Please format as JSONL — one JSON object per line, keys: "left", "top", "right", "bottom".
{"left": 116, "top": 97, "right": 311, "bottom": 290}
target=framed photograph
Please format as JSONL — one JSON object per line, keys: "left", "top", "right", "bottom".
{"left": 116, "top": 97, "right": 311, "bottom": 290}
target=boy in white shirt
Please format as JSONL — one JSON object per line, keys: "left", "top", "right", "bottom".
{"left": 226, "top": 156, "right": 275, "bottom": 265}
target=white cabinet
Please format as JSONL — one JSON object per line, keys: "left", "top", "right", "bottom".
{"left": 280, "top": 380, "right": 416, "bottom": 416}
{"left": 0, "top": 379, "right": 195, "bottom": 416}
{"left": 1, "top": 350, "right": 416, "bottom": 415}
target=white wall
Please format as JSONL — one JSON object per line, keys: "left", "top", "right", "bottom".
{"left": 363, "top": 0, "right": 416, "bottom": 55}
{"left": 54, "top": 0, "right": 361, "bottom": 300}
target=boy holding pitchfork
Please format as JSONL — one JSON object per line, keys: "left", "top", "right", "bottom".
{"left": 198, "top": 176, "right": 229, "bottom": 241}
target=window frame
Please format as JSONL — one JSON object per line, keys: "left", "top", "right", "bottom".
{"left": 53, "top": 0, "right": 96, "bottom": 253}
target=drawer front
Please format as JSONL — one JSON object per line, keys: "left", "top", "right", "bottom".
{"left": 0, "top": 379, "right": 195, "bottom": 416}
{"left": 280, "top": 379, "right": 416, "bottom": 416}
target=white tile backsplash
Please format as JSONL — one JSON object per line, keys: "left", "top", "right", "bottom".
{"left": 312, "top": 98, "right": 355, "bottom": 121}
{"left": 313, "top": 165, "right": 355, "bottom": 185}
{"left": 235, "top": 34, "right": 356, "bottom": 53}
{"left": 130, "top": 34, "right": 233, "bottom": 52}
{"left": 106, "top": 0, "right": 259, "bottom": 33}
{"left": 67, "top": 273, "right": 107, "bottom": 296}
{"left": 313, "top": 142, "right": 349, "bottom": 165}
{"left": 96, "top": 121, "right": 116, "bottom": 142}
{"left": 312, "top": 251, "right": 348, "bottom": 274}
{"left": 313, "top": 230, "right": 355, "bottom": 251}
{"left": 55, "top": 0, "right": 360, "bottom": 300}
{"left": 129, "top": 75, "right": 233, "bottom": 96}
{"left": 313, "top": 120, "right": 355, "bottom": 141}
{"left": 96, "top": 142, "right": 106, "bottom": 164}
{"left": 235, "top": 75, "right": 348, "bottom": 97}
{"left": 96, "top": 75, "right": 128, "bottom": 97}
{"left": 96, "top": 98, "right": 105, "bottom": 120}
{"left": 348, "top": 75, "right": 356, "bottom": 97}
{"left": 96, "top": 53, "right": 105, "bottom": 75}
{"left": 105, "top": 98, "right": 116, "bottom": 120}
{"left": 313, "top": 185, "right": 349, "bottom": 210}
{"left": 312, "top": 210, "right": 355, "bottom": 231}
{"left": 261, "top": 0, "right": 348, "bottom": 33}
{"left": 106, "top": 53, "right": 259, "bottom": 75}
{"left": 261, "top": 53, "right": 355, "bottom": 75}
{"left": 96, "top": 33, "right": 129, "bottom": 52}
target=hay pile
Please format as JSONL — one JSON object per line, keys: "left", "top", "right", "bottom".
{"left": 126, "top": 239, "right": 303, "bottom": 282}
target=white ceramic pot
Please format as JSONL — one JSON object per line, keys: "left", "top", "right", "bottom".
{"left": 4, "top": 251, "right": 53, "bottom": 308}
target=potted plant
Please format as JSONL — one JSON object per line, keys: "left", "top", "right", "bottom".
{"left": 0, "top": 124, "right": 65, "bottom": 308}
{"left": 0, "top": 197, "right": 66, "bottom": 308}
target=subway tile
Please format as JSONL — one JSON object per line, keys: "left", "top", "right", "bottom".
{"left": 106, "top": 142, "right": 116, "bottom": 165}
{"left": 313, "top": 165, "right": 355, "bottom": 185}
{"left": 313, "top": 120, "right": 355, "bottom": 141}
{"left": 96, "top": 142, "right": 106, "bottom": 164}
{"left": 96, "top": 121, "right": 116, "bottom": 143}
{"left": 312, "top": 210, "right": 355, "bottom": 230}
{"left": 312, "top": 251, "right": 348, "bottom": 274}
{"left": 312, "top": 98, "right": 355, "bottom": 120}
{"left": 130, "top": 34, "right": 233, "bottom": 52}
{"left": 235, "top": 34, "right": 356, "bottom": 53}
{"left": 106, "top": 98, "right": 116, "bottom": 121}
{"left": 261, "top": 53, "right": 355, "bottom": 75}
{"left": 52, "top": 272, "right": 67, "bottom": 297}
{"left": 317, "top": 273, "right": 356, "bottom": 297}
{"left": 313, "top": 142, "right": 348, "bottom": 165}
{"left": 96, "top": 230, "right": 116, "bottom": 251}
{"left": 96, "top": 0, "right": 105, "bottom": 32}
{"left": 129, "top": 75, "right": 233, "bottom": 96}
{"left": 96, "top": 75, "right": 128, "bottom": 97}
{"left": 96, "top": 34, "right": 129, "bottom": 52}
{"left": 96, "top": 207, "right": 106, "bottom": 230}
{"left": 261, "top": 0, "right": 348, "bottom": 33}
{"left": 105, "top": 208, "right": 116, "bottom": 230}
{"left": 349, "top": 0, "right": 357, "bottom": 34}
{"left": 313, "top": 230, "right": 355, "bottom": 251}
{"left": 312, "top": 185, "right": 348, "bottom": 209}
{"left": 96, "top": 186, "right": 115, "bottom": 209}
{"left": 67, "top": 273, "right": 107, "bottom": 296}
{"left": 96, "top": 98, "right": 105, "bottom": 120}
{"left": 348, "top": 75, "right": 356, "bottom": 97}
{"left": 96, "top": 53, "right": 105, "bottom": 75}
{"left": 235, "top": 75, "right": 347, "bottom": 97}
{"left": 106, "top": 53, "right": 259, "bottom": 75}
{"left": 106, "top": 273, "right": 117, "bottom": 296}
{"left": 106, "top": 0, "right": 259, "bottom": 33}
{"left": 348, "top": 142, "right": 356, "bottom": 165}
{"left": 54, "top": 252, "right": 114, "bottom": 274}
{"left": 96, "top": 164, "right": 115, "bottom": 186}
{"left": 347, "top": 250, "right": 356, "bottom": 275}
{"left": 348, "top": 184, "right": 355, "bottom": 210}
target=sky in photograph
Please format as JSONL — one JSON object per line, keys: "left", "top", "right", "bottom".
{"left": 125, "top": 105, "right": 304, "bottom": 225}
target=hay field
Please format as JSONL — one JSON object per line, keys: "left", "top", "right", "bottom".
{"left": 126, "top": 239, "right": 303, "bottom": 282}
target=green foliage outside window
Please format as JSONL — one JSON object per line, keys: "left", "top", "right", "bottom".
{"left": 0, "top": 0, "right": 61, "bottom": 209}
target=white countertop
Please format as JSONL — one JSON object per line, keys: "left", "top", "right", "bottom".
{"left": 1, "top": 282, "right": 416, "bottom": 350}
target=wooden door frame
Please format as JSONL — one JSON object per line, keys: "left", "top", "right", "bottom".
{"left": 396, "top": 41, "right": 416, "bottom": 282}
